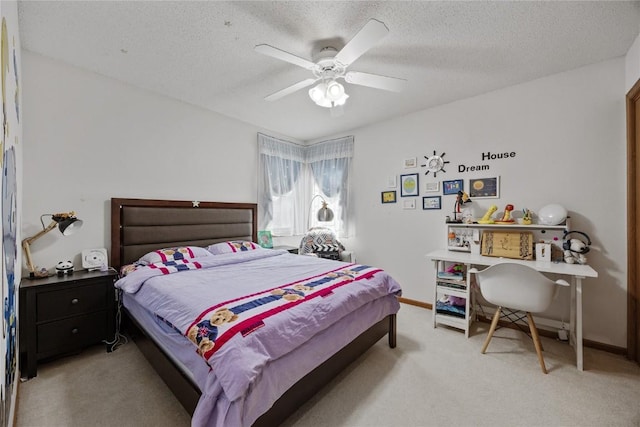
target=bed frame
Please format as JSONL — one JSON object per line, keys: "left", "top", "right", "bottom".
{"left": 110, "top": 197, "right": 396, "bottom": 426}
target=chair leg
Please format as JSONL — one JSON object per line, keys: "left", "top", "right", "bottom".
{"left": 526, "top": 312, "right": 547, "bottom": 374}
{"left": 481, "top": 306, "right": 501, "bottom": 354}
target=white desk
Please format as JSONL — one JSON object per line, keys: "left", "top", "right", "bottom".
{"left": 426, "top": 249, "right": 598, "bottom": 371}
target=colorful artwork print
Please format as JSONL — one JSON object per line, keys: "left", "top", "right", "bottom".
{"left": 1, "top": 147, "right": 16, "bottom": 388}
{"left": 469, "top": 177, "right": 500, "bottom": 198}
{"left": 442, "top": 179, "right": 463, "bottom": 195}
{"left": 0, "top": 10, "right": 20, "bottom": 425}
{"left": 400, "top": 173, "right": 419, "bottom": 197}
{"left": 381, "top": 191, "right": 396, "bottom": 204}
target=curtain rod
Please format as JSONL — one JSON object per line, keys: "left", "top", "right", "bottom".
{"left": 258, "top": 132, "right": 353, "bottom": 147}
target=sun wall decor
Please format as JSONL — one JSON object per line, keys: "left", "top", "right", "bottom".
{"left": 420, "top": 150, "right": 449, "bottom": 177}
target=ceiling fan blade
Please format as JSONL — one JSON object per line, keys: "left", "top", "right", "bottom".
{"left": 255, "top": 44, "right": 317, "bottom": 71}
{"left": 264, "top": 78, "right": 317, "bottom": 101}
{"left": 334, "top": 19, "right": 389, "bottom": 67}
{"left": 345, "top": 71, "right": 407, "bottom": 92}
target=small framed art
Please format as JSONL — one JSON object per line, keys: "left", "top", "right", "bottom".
{"left": 404, "top": 157, "right": 417, "bottom": 168}
{"left": 423, "top": 196, "right": 441, "bottom": 210}
{"left": 257, "top": 230, "right": 273, "bottom": 248}
{"left": 442, "top": 179, "right": 463, "bottom": 195}
{"left": 425, "top": 181, "right": 439, "bottom": 193}
{"left": 469, "top": 176, "right": 500, "bottom": 198}
{"left": 403, "top": 199, "right": 416, "bottom": 209}
{"left": 381, "top": 190, "right": 397, "bottom": 204}
{"left": 387, "top": 175, "right": 397, "bottom": 188}
{"left": 400, "top": 173, "right": 419, "bottom": 197}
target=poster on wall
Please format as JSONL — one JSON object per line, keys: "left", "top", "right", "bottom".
{"left": 469, "top": 176, "right": 500, "bottom": 198}
{"left": 0, "top": 7, "right": 21, "bottom": 425}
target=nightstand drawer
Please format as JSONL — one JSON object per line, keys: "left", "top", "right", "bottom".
{"left": 36, "top": 282, "right": 107, "bottom": 322}
{"left": 37, "top": 311, "right": 107, "bottom": 355}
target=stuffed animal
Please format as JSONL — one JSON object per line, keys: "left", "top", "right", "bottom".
{"left": 563, "top": 239, "right": 588, "bottom": 265}
{"left": 55, "top": 260, "right": 74, "bottom": 275}
{"left": 444, "top": 295, "right": 466, "bottom": 306}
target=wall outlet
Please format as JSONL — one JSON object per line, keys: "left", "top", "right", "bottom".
{"left": 558, "top": 329, "right": 569, "bottom": 341}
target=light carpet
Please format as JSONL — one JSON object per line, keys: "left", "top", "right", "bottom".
{"left": 16, "top": 304, "right": 640, "bottom": 426}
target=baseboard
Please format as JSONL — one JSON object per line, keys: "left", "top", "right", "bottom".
{"left": 398, "top": 297, "right": 432, "bottom": 310}
{"left": 583, "top": 338, "right": 627, "bottom": 356}
{"left": 401, "top": 300, "right": 628, "bottom": 356}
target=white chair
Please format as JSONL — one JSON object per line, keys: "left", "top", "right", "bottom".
{"left": 469, "top": 263, "right": 569, "bottom": 374}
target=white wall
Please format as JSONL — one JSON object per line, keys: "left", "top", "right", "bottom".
{"left": 626, "top": 31, "right": 640, "bottom": 91}
{"left": 21, "top": 52, "right": 298, "bottom": 273}
{"left": 349, "top": 58, "right": 627, "bottom": 347}
{"left": 23, "top": 51, "right": 629, "bottom": 348}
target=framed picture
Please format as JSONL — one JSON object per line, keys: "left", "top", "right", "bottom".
{"left": 381, "top": 190, "right": 397, "bottom": 204}
{"left": 469, "top": 176, "right": 500, "bottom": 198}
{"left": 403, "top": 199, "right": 416, "bottom": 209}
{"left": 404, "top": 157, "right": 417, "bottom": 168}
{"left": 425, "top": 181, "right": 439, "bottom": 193}
{"left": 257, "top": 230, "right": 273, "bottom": 248}
{"left": 423, "top": 196, "right": 442, "bottom": 210}
{"left": 400, "top": 173, "right": 419, "bottom": 197}
{"left": 443, "top": 179, "right": 464, "bottom": 195}
{"left": 387, "top": 175, "right": 397, "bottom": 189}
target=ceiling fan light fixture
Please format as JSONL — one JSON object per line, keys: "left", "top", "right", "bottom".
{"left": 333, "top": 93, "right": 349, "bottom": 106}
{"left": 308, "top": 80, "right": 348, "bottom": 108}
{"left": 308, "top": 83, "right": 327, "bottom": 104}
{"left": 326, "top": 80, "right": 345, "bottom": 101}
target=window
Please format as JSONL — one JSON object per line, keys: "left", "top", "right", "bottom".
{"left": 258, "top": 133, "right": 353, "bottom": 237}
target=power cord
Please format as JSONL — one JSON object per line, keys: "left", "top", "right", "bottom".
{"left": 103, "top": 283, "right": 129, "bottom": 352}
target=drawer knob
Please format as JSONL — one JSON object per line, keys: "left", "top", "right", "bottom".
{"left": 71, "top": 328, "right": 78, "bottom": 334}
{"left": 71, "top": 298, "right": 79, "bottom": 305}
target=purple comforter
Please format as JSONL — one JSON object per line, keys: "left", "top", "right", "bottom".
{"left": 116, "top": 249, "right": 402, "bottom": 426}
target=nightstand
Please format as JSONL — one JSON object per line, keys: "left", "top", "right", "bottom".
{"left": 19, "top": 269, "right": 117, "bottom": 379}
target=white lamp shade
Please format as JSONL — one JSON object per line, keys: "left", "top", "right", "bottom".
{"left": 326, "top": 81, "right": 345, "bottom": 101}
{"left": 537, "top": 204, "right": 567, "bottom": 225}
{"left": 309, "top": 83, "right": 327, "bottom": 103}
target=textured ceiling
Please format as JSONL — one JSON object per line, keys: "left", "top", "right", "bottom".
{"left": 18, "top": 1, "right": 640, "bottom": 141}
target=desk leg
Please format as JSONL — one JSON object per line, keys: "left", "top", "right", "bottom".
{"left": 576, "top": 277, "right": 584, "bottom": 371}
{"left": 570, "top": 279, "right": 576, "bottom": 348}
{"left": 432, "top": 260, "right": 439, "bottom": 329}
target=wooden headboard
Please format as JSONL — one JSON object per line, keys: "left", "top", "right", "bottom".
{"left": 110, "top": 198, "right": 258, "bottom": 268}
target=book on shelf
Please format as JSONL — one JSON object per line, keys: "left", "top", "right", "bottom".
{"left": 437, "top": 271, "right": 464, "bottom": 280}
{"left": 437, "top": 281, "right": 466, "bottom": 290}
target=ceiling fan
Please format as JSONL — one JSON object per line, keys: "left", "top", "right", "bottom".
{"left": 255, "top": 18, "right": 407, "bottom": 110}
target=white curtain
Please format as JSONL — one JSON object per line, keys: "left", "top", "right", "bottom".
{"left": 258, "top": 133, "right": 353, "bottom": 237}
{"left": 306, "top": 136, "right": 353, "bottom": 237}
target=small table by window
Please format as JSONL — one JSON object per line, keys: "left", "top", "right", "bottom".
{"left": 274, "top": 245, "right": 298, "bottom": 254}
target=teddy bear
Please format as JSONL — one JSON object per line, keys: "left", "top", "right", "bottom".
{"left": 209, "top": 307, "right": 238, "bottom": 326}
{"left": 563, "top": 239, "right": 588, "bottom": 265}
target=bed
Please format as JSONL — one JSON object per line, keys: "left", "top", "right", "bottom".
{"left": 110, "top": 198, "right": 401, "bottom": 426}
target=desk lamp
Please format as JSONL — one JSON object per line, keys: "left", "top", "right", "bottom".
{"left": 22, "top": 211, "right": 83, "bottom": 279}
